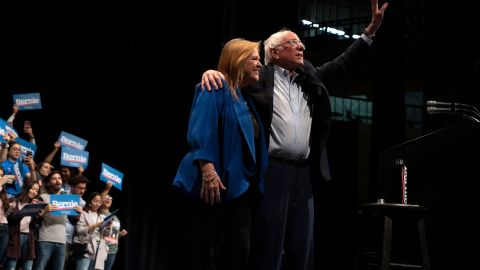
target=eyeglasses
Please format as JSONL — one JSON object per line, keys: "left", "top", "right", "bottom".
{"left": 278, "top": 39, "right": 305, "bottom": 48}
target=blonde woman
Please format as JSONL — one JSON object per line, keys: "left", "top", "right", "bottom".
{"left": 173, "top": 38, "right": 268, "bottom": 270}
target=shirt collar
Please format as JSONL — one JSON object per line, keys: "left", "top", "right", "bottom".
{"left": 273, "top": 64, "right": 299, "bottom": 83}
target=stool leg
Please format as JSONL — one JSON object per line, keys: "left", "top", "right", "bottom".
{"left": 381, "top": 216, "right": 392, "bottom": 270}
{"left": 354, "top": 215, "right": 367, "bottom": 270}
{"left": 417, "top": 219, "right": 430, "bottom": 270}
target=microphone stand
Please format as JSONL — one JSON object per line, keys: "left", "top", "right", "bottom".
{"left": 454, "top": 104, "right": 480, "bottom": 122}
{"left": 426, "top": 100, "right": 480, "bottom": 123}
{"left": 459, "top": 113, "right": 480, "bottom": 123}
{"left": 454, "top": 103, "right": 480, "bottom": 116}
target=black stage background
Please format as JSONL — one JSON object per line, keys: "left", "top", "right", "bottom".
{"left": 1, "top": 1, "right": 480, "bottom": 269}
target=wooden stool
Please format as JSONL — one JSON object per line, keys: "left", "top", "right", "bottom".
{"left": 354, "top": 203, "right": 430, "bottom": 270}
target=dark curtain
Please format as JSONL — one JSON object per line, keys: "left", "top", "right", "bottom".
{"left": 2, "top": 1, "right": 480, "bottom": 270}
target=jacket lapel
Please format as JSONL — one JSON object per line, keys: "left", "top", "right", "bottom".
{"left": 233, "top": 90, "right": 256, "bottom": 163}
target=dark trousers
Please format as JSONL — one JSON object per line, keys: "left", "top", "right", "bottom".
{"left": 0, "top": 224, "right": 8, "bottom": 267}
{"left": 250, "top": 159, "right": 314, "bottom": 270}
{"left": 187, "top": 192, "right": 252, "bottom": 270}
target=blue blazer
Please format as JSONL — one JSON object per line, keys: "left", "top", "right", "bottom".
{"left": 173, "top": 83, "right": 268, "bottom": 202}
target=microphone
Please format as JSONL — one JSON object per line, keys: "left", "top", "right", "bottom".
{"left": 426, "top": 100, "right": 456, "bottom": 115}
{"left": 426, "top": 100, "right": 480, "bottom": 122}
{"left": 426, "top": 100, "right": 452, "bottom": 107}
{"left": 426, "top": 107, "right": 453, "bottom": 114}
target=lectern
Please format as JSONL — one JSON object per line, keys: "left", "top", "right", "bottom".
{"left": 373, "top": 122, "right": 480, "bottom": 269}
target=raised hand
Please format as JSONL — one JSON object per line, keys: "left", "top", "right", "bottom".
{"left": 365, "top": 0, "right": 389, "bottom": 35}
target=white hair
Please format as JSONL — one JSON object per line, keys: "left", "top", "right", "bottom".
{"left": 263, "top": 29, "right": 295, "bottom": 65}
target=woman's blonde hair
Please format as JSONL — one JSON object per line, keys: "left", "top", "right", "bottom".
{"left": 217, "top": 38, "right": 260, "bottom": 99}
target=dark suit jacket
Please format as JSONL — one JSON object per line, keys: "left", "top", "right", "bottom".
{"left": 245, "top": 37, "right": 370, "bottom": 181}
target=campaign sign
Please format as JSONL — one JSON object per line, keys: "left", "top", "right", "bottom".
{"left": 100, "top": 163, "right": 123, "bottom": 191}
{"left": 15, "top": 137, "right": 37, "bottom": 159}
{"left": 5, "top": 125, "right": 18, "bottom": 138}
{"left": 13, "top": 202, "right": 48, "bottom": 219}
{"left": 58, "top": 131, "right": 88, "bottom": 151}
{"left": 61, "top": 147, "right": 89, "bottom": 169}
{"left": 100, "top": 209, "right": 119, "bottom": 229}
{"left": 0, "top": 118, "right": 7, "bottom": 143}
{"left": 13, "top": 93, "right": 42, "bottom": 110}
{"left": 50, "top": 194, "right": 81, "bottom": 216}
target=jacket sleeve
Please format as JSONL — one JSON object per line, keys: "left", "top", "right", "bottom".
{"left": 186, "top": 84, "right": 226, "bottom": 165}
{"left": 75, "top": 211, "right": 89, "bottom": 238}
{"left": 314, "top": 38, "right": 370, "bottom": 83}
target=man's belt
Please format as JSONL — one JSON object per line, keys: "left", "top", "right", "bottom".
{"left": 270, "top": 156, "right": 309, "bottom": 168}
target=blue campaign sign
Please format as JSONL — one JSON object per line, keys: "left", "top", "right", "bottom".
{"left": 12, "top": 93, "right": 42, "bottom": 110}
{"left": 0, "top": 118, "right": 7, "bottom": 143}
{"left": 15, "top": 137, "right": 37, "bottom": 159}
{"left": 100, "top": 163, "right": 123, "bottom": 191}
{"left": 60, "top": 147, "right": 89, "bottom": 169}
{"left": 0, "top": 118, "right": 17, "bottom": 143}
{"left": 5, "top": 125, "right": 18, "bottom": 139}
{"left": 58, "top": 131, "right": 88, "bottom": 151}
{"left": 100, "top": 209, "right": 119, "bottom": 229}
{"left": 50, "top": 194, "right": 81, "bottom": 216}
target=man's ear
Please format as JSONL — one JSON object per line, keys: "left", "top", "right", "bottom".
{"left": 271, "top": 48, "right": 280, "bottom": 59}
